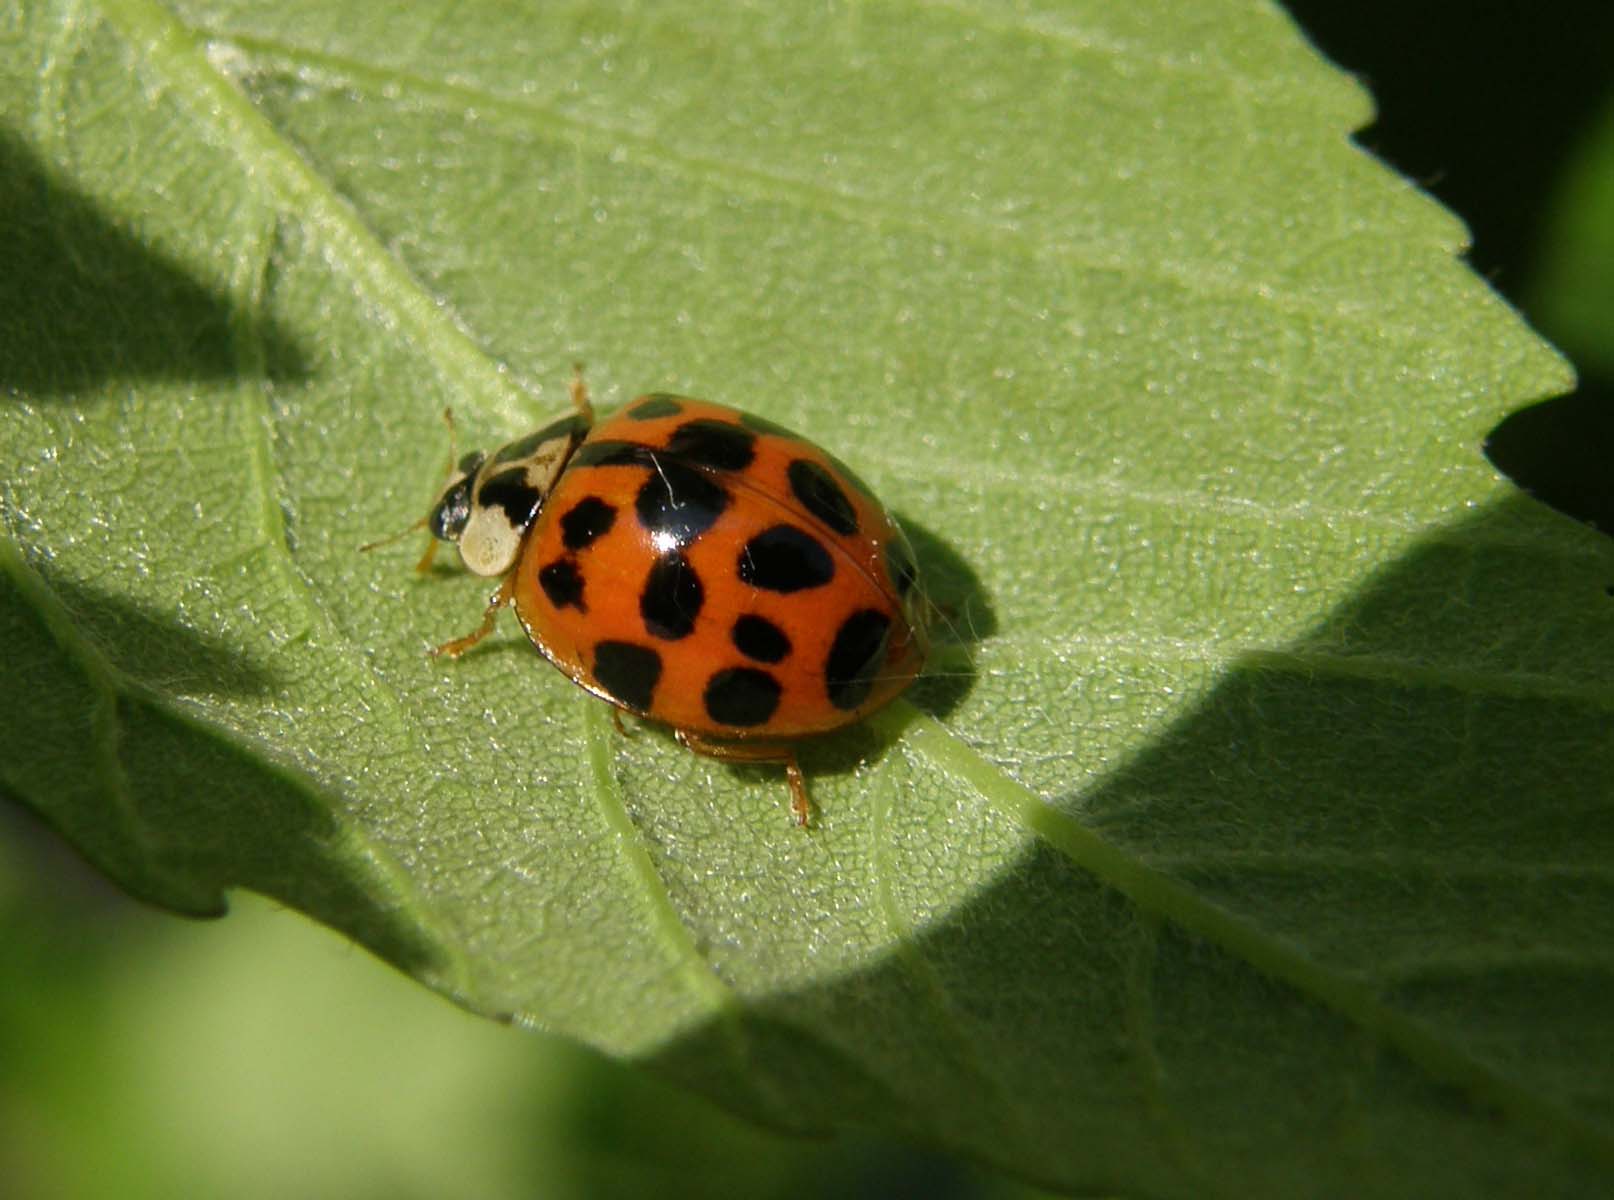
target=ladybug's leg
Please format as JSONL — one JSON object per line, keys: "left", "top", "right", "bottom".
{"left": 569, "top": 363, "right": 593, "bottom": 424}
{"left": 413, "top": 535, "right": 441, "bottom": 575}
{"left": 783, "top": 754, "right": 810, "bottom": 827}
{"left": 429, "top": 572, "right": 518, "bottom": 659}
{"left": 675, "top": 733, "right": 812, "bottom": 827}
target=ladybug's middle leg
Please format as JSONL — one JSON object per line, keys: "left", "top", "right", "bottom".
{"left": 430, "top": 572, "right": 518, "bottom": 659}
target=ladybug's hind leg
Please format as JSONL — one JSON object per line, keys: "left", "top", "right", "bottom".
{"left": 675, "top": 732, "right": 811, "bottom": 828}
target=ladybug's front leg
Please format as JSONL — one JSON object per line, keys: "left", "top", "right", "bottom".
{"left": 430, "top": 572, "right": 518, "bottom": 659}
{"left": 568, "top": 362, "right": 594, "bottom": 424}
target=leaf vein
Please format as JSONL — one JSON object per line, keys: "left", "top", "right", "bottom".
{"left": 868, "top": 753, "right": 1046, "bottom": 1169}
{"left": 903, "top": 0, "right": 1310, "bottom": 99}
{"left": 100, "top": 0, "right": 535, "bottom": 425}
{"left": 1119, "top": 911, "right": 1221, "bottom": 1195}
{"left": 579, "top": 703, "right": 743, "bottom": 1015}
{"left": 0, "top": 538, "right": 165, "bottom": 873}
{"left": 968, "top": 636, "right": 1614, "bottom": 711}
{"left": 883, "top": 701, "right": 1614, "bottom": 1167}
{"left": 207, "top": 29, "right": 1461, "bottom": 342}
{"left": 226, "top": 200, "right": 479, "bottom": 996}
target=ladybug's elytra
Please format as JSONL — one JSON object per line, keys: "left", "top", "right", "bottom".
{"left": 373, "top": 370, "right": 928, "bottom": 825}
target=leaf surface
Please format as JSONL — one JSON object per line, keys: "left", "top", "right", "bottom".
{"left": 3, "top": 1, "right": 1610, "bottom": 1194}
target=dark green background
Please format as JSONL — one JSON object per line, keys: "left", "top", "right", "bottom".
{"left": 1289, "top": 1, "right": 1614, "bottom": 535}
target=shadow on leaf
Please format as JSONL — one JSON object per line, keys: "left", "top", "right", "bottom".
{"left": 638, "top": 492, "right": 1614, "bottom": 1197}
{"left": 0, "top": 130, "right": 306, "bottom": 395}
{"left": 898, "top": 509, "right": 996, "bottom": 722}
{"left": 24, "top": 567, "right": 283, "bottom": 699}
{"left": 0, "top": 560, "right": 445, "bottom": 979}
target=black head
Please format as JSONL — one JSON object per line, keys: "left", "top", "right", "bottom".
{"left": 427, "top": 450, "right": 487, "bottom": 541}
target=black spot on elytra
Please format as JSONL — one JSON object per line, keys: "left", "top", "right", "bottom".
{"left": 628, "top": 395, "right": 684, "bottom": 420}
{"left": 824, "top": 451, "right": 877, "bottom": 500}
{"left": 704, "top": 667, "right": 782, "bottom": 727}
{"left": 640, "top": 551, "right": 704, "bottom": 640}
{"left": 731, "top": 614, "right": 791, "bottom": 663}
{"left": 478, "top": 466, "right": 543, "bottom": 528}
{"left": 538, "top": 558, "right": 585, "bottom": 611}
{"left": 593, "top": 641, "right": 662, "bottom": 713}
{"left": 737, "top": 525, "right": 834, "bottom": 593}
{"left": 569, "top": 438, "right": 731, "bottom": 547}
{"left": 885, "top": 536, "right": 918, "bottom": 597}
{"left": 571, "top": 439, "right": 655, "bottom": 469}
{"left": 491, "top": 414, "right": 586, "bottom": 464}
{"left": 732, "top": 613, "right": 794, "bottom": 662}
{"left": 737, "top": 411, "right": 878, "bottom": 499}
{"left": 788, "top": 458, "right": 858, "bottom": 535}
{"left": 825, "top": 609, "right": 892, "bottom": 711}
{"left": 666, "top": 419, "right": 756, "bottom": 471}
{"left": 560, "top": 497, "right": 616, "bottom": 550}
{"left": 635, "top": 457, "right": 729, "bottom": 546}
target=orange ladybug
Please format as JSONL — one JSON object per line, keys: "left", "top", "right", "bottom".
{"left": 376, "top": 370, "right": 928, "bottom": 825}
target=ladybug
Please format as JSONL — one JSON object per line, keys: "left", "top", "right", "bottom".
{"left": 373, "top": 370, "right": 928, "bottom": 825}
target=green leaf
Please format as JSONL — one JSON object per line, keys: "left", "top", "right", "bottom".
{"left": 4, "top": 1, "right": 1610, "bottom": 1195}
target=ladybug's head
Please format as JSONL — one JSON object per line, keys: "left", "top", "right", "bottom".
{"left": 428, "top": 414, "right": 588, "bottom": 578}
{"left": 365, "top": 377, "right": 595, "bottom": 579}
{"left": 427, "top": 450, "right": 486, "bottom": 542}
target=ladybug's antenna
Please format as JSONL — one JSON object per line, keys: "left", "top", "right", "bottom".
{"left": 432, "top": 406, "right": 460, "bottom": 474}
{"left": 358, "top": 517, "right": 428, "bottom": 555}
{"left": 358, "top": 517, "right": 441, "bottom": 573}
{"left": 358, "top": 407, "right": 461, "bottom": 572}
